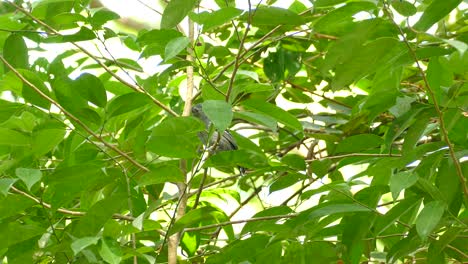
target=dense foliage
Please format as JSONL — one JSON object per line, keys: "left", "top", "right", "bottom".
{"left": 0, "top": 0, "right": 467, "bottom": 263}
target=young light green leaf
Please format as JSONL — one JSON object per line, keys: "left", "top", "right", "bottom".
{"left": 15, "top": 168, "right": 42, "bottom": 190}
{"left": 0, "top": 178, "right": 18, "bottom": 196}
{"left": 416, "top": 201, "right": 445, "bottom": 241}
{"left": 202, "top": 100, "right": 233, "bottom": 132}
{"left": 71, "top": 236, "right": 100, "bottom": 255}
{"left": 161, "top": 0, "right": 198, "bottom": 29}
{"left": 99, "top": 237, "right": 122, "bottom": 264}
{"left": 164, "top": 36, "right": 190, "bottom": 61}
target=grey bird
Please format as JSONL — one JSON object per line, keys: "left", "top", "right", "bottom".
{"left": 191, "top": 103, "right": 244, "bottom": 174}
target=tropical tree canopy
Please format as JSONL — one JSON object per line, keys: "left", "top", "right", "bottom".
{"left": 0, "top": 0, "right": 467, "bottom": 263}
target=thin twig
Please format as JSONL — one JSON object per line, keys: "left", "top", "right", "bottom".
{"left": 10, "top": 186, "right": 136, "bottom": 221}
{"left": 225, "top": 0, "right": 252, "bottom": 102}
{"left": 306, "top": 153, "right": 402, "bottom": 162}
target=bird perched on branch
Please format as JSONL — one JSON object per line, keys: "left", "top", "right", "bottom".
{"left": 191, "top": 103, "right": 238, "bottom": 152}
{"left": 191, "top": 103, "right": 245, "bottom": 174}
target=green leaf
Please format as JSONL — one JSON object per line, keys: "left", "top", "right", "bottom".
{"left": 248, "top": 6, "right": 304, "bottom": 26}
{"left": 99, "top": 237, "right": 122, "bottom": 264}
{"left": 0, "top": 178, "right": 18, "bottom": 196}
{"left": 164, "top": 36, "right": 189, "bottom": 61}
{"left": 161, "top": 0, "right": 198, "bottom": 29}
{"left": 32, "top": 126, "right": 66, "bottom": 157}
{"left": 0, "top": 14, "right": 26, "bottom": 31}
{"left": 43, "top": 165, "right": 109, "bottom": 209}
{"left": 169, "top": 206, "right": 228, "bottom": 235}
{"left": 402, "top": 110, "right": 432, "bottom": 155}
{"left": 189, "top": 7, "right": 243, "bottom": 32}
{"left": 331, "top": 37, "right": 404, "bottom": 90}
{"left": 3, "top": 34, "right": 29, "bottom": 71}
{"left": 147, "top": 117, "right": 205, "bottom": 158}
{"left": 390, "top": 171, "right": 418, "bottom": 200}
{"left": 314, "top": 0, "right": 347, "bottom": 8}
{"left": 206, "top": 234, "right": 270, "bottom": 264}
{"left": 0, "top": 128, "right": 31, "bottom": 146}
{"left": 91, "top": 9, "right": 120, "bottom": 28}
{"left": 314, "top": 2, "right": 376, "bottom": 34}
{"left": 235, "top": 111, "right": 277, "bottom": 132}
{"left": 242, "top": 99, "right": 303, "bottom": 132}
{"left": 19, "top": 70, "right": 52, "bottom": 110}
{"left": 44, "top": 27, "right": 96, "bottom": 43}
{"left": 0, "top": 195, "right": 35, "bottom": 220}
{"left": 106, "top": 92, "right": 152, "bottom": 117}
{"left": 269, "top": 172, "right": 305, "bottom": 194}
{"left": 138, "top": 162, "right": 185, "bottom": 186}
{"left": 74, "top": 73, "right": 107, "bottom": 107}
{"left": 205, "top": 149, "right": 269, "bottom": 170}
{"left": 0, "top": 222, "right": 45, "bottom": 249}
{"left": 15, "top": 168, "right": 42, "bottom": 190}
{"left": 242, "top": 206, "right": 293, "bottom": 234}
{"left": 73, "top": 193, "right": 127, "bottom": 237}
{"left": 428, "top": 226, "right": 462, "bottom": 261}
{"left": 413, "top": 0, "right": 463, "bottom": 32}
{"left": 416, "top": 201, "right": 445, "bottom": 241}
{"left": 214, "top": 0, "right": 235, "bottom": 8}
{"left": 202, "top": 100, "right": 233, "bottom": 132}
{"left": 137, "top": 29, "right": 183, "bottom": 47}
{"left": 71, "top": 236, "right": 100, "bottom": 255}
{"left": 335, "top": 134, "right": 383, "bottom": 154}
{"left": 427, "top": 57, "right": 452, "bottom": 105}
{"left": 306, "top": 202, "right": 371, "bottom": 219}
{"left": 374, "top": 196, "right": 422, "bottom": 235}
{"left": 391, "top": 0, "right": 417, "bottom": 17}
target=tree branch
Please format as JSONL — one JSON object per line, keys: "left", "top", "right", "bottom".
{"left": 382, "top": 1, "right": 468, "bottom": 198}
{"left": 183, "top": 213, "right": 298, "bottom": 232}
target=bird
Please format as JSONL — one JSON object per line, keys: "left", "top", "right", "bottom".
{"left": 191, "top": 103, "right": 245, "bottom": 174}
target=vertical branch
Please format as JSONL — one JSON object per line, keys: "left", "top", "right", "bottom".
{"left": 225, "top": 0, "right": 252, "bottom": 102}
{"left": 168, "top": 17, "right": 196, "bottom": 264}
